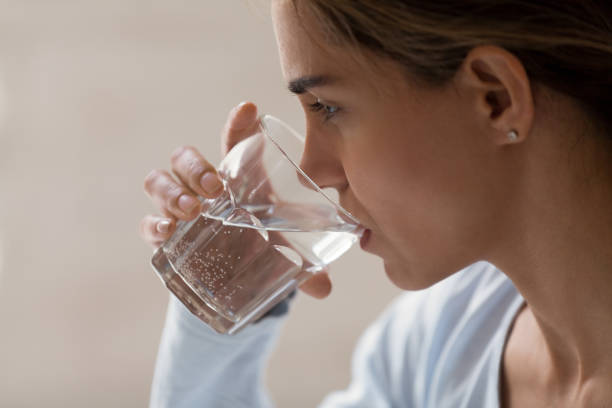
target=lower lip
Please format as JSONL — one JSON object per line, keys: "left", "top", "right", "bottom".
{"left": 360, "top": 229, "right": 371, "bottom": 249}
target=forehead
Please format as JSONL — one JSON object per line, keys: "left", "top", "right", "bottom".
{"left": 271, "top": 0, "right": 352, "bottom": 81}
{"left": 271, "top": 1, "right": 407, "bottom": 96}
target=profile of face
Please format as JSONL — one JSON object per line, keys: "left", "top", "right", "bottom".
{"left": 272, "top": 1, "right": 532, "bottom": 289}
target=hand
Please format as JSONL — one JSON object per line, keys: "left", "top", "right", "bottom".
{"left": 139, "top": 102, "right": 332, "bottom": 299}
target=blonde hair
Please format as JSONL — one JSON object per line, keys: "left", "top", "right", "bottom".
{"left": 292, "top": 0, "right": 612, "bottom": 132}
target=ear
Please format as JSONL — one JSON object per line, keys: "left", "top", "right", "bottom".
{"left": 456, "top": 45, "right": 534, "bottom": 145}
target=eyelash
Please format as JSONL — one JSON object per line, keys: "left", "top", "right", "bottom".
{"left": 308, "top": 100, "right": 340, "bottom": 121}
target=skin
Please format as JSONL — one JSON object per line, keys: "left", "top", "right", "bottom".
{"left": 141, "top": 1, "right": 612, "bottom": 406}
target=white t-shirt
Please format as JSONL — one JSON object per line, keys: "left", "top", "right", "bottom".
{"left": 150, "top": 261, "right": 524, "bottom": 408}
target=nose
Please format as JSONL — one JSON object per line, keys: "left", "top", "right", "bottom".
{"left": 298, "top": 123, "right": 347, "bottom": 191}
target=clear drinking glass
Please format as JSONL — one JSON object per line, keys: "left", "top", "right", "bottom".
{"left": 151, "top": 115, "right": 364, "bottom": 334}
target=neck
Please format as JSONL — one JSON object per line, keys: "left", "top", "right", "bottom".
{"left": 492, "top": 125, "right": 612, "bottom": 389}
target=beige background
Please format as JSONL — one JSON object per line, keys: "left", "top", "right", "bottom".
{"left": 0, "top": 1, "right": 402, "bottom": 407}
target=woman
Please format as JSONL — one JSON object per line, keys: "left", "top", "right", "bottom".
{"left": 140, "top": 1, "right": 612, "bottom": 406}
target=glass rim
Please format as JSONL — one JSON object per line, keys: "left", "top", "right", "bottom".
{"left": 258, "top": 114, "right": 362, "bottom": 228}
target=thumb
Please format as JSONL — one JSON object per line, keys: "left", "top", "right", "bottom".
{"left": 221, "top": 101, "right": 260, "bottom": 156}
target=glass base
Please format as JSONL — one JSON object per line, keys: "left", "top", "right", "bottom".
{"left": 151, "top": 247, "right": 302, "bottom": 335}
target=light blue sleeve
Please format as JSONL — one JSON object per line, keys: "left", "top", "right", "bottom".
{"left": 150, "top": 288, "right": 440, "bottom": 408}
{"left": 149, "top": 296, "right": 286, "bottom": 408}
{"left": 149, "top": 293, "right": 411, "bottom": 408}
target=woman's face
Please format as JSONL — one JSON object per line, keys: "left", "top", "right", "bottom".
{"left": 272, "top": 1, "right": 510, "bottom": 289}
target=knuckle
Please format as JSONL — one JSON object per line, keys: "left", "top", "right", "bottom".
{"left": 186, "top": 158, "right": 207, "bottom": 185}
{"left": 171, "top": 146, "right": 213, "bottom": 188}
{"left": 170, "top": 145, "right": 196, "bottom": 166}
{"left": 165, "top": 185, "right": 185, "bottom": 209}
{"left": 144, "top": 169, "right": 164, "bottom": 193}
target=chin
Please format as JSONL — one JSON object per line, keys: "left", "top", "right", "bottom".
{"left": 383, "top": 260, "right": 446, "bottom": 291}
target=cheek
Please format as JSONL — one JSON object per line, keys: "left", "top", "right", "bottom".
{"left": 342, "top": 99, "right": 459, "bottom": 203}
{"left": 343, "top": 128, "right": 429, "bottom": 258}
{"left": 342, "top": 114, "right": 490, "bottom": 281}
{"left": 343, "top": 118, "right": 447, "bottom": 233}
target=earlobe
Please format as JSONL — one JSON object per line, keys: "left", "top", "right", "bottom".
{"left": 459, "top": 45, "right": 534, "bottom": 145}
{"left": 507, "top": 129, "right": 519, "bottom": 143}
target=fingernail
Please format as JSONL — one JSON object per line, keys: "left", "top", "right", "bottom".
{"left": 200, "top": 172, "right": 223, "bottom": 195}
{"left": 157, "top": 220, "right": 171, "bottom": 234}
{"left": 231, "top": 102, "right": 248, "bottom": 119}
{"left": 178, "top": 194, "right": 199, "bottom": 213}
{"left": 231, "top": 102, "right": 257, "bottom": 129}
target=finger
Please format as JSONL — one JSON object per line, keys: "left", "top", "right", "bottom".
{"left": 139, "top": 214, "right": 177, "bottom": 248}
{"left": 298, "top": 270, "right": 332, "bottom": 299}
{"left": 221, "top": 101, "right": 260, "bottom": 155}
{"left": 170, "top": 145, "right": 224, "bottom": 198}
{"left": 143, "top": 169, "right": 201, "bottom": 220}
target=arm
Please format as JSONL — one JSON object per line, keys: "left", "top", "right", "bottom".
{"left": 149, "top": 296, "right": 286, "bottom": 408}
{"left": 143, "top": 104, "right": 335, "bottom": 408}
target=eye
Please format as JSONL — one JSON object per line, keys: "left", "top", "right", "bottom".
{"left": 308, "top": 99, "right": 341, "bottom": 121}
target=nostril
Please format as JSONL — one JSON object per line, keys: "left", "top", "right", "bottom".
{"left": 296, "top": 169, "right": 319, "bottom": 191}
{"left": 297, "top": 163, "right": 349, "bottom": 193}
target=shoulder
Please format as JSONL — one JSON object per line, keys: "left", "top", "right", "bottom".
{"left": 357, "top": 261, "right": 522, "bottom": 405}
{"left": 375, "top": 261, "right": 517, "bottom": 353}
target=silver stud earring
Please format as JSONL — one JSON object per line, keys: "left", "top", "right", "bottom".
{"left": 507, "top": 129, "right": 518, "bottom": 142}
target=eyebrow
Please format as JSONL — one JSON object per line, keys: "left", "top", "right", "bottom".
{"left": 287, "top": 75, "right": 334, "bottom": 94}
